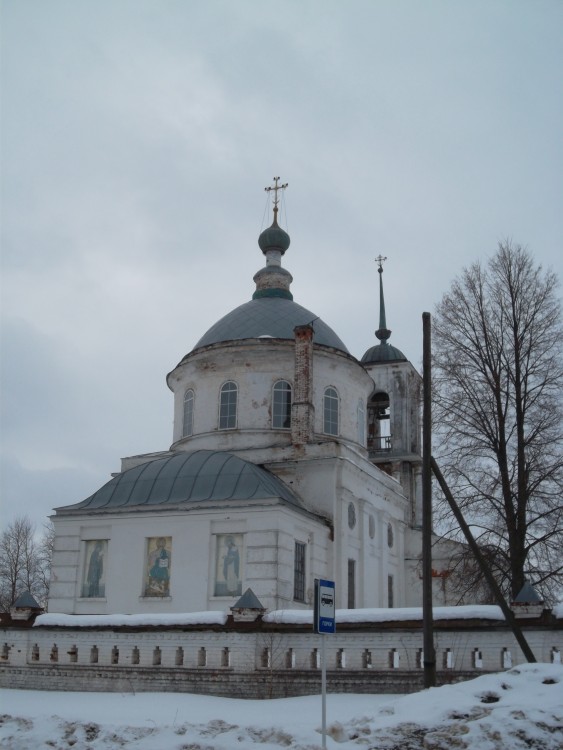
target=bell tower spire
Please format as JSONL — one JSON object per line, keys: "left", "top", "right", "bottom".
{"left": 374, "top": 255, "right": 392, "bottom": 343}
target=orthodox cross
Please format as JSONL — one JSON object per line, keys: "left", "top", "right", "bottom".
{"left": 375, "top": 254, "right": 388, "bottom": 273}
{"left": 264, "top": 176, "right": 288, "bottom": 221}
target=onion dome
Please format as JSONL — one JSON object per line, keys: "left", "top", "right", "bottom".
{"left": 361, "top": 257, "right": 406, "bottom": 364}
{"left": 258, "top": 218, "right": 290, "bottom": 255}
{"left": 181, "top": 178, "right": 349, "bottom": 357}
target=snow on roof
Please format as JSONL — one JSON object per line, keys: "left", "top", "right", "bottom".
{"left": 263, "top": 605, "right": 506, "bottom": 625}
{"left": 34, "top": 611, "right": 228, "bottom": 628}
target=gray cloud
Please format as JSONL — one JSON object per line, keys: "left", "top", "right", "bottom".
{"left": 1, "top": 0, "right": 562, "bottom": 532}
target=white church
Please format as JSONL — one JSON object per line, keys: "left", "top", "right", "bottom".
{"left": 48, "top": 180, "right": 451, "bottom": 616}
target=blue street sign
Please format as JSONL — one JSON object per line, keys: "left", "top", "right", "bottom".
{"left": 314, "top": 578, "right": 335, "bottom": 634}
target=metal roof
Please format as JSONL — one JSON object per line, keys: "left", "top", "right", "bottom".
{"left": 13, "top": 591, "right": 41, "bottom": 609}
{"left": 361, "top": 342, "right": 407, "bottom": 364}
{"left": 513, "top": 582, "right": 543, "bottom": 604}
{"left": 232, "top": 588, "right": 265, "bottom": 610}
{"left": 56, "top": 450, "right": 302, "bottom": 513}
{"left": 191, "top": 297, "right": 349, "bottom": 353}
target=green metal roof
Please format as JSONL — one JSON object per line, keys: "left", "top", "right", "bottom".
{"left": 56, "top": 450, "right": 302, "bottom": 513}
{"left": 191, "top": 297, "right": 349, "bottom": 353}
{"left": 361, "top": 342, "right": 407, "bottom": 364}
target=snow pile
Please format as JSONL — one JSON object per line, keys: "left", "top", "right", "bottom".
{"left": 263, "top": 604, "right": 505, "bottom": 625}
{"left": 1, "top": 662, "right": 561, "bottom": 749}
{"left": 33, "top": 605, "right": 506, "bottom": 629}
{"left": 34, "top": 610, "right": 228, "bottom": 627}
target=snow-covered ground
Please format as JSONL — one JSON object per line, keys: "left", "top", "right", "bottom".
{"left": 1, "top": 663, "right": 561, "bottom": 749}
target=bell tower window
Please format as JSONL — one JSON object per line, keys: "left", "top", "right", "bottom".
{"left": 219, "top": 381, "right": 238, "bottom": 430}
{"left": 367, "top": 391, "right": 391, "bottom": 452}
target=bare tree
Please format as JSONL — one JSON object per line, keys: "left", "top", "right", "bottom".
{"left": 432, "top": 241, "right": 563, "bottom": 603}
{"left": 0, "top": 516, "right": 53, "bottom": 611}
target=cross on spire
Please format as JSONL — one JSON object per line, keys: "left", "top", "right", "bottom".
{"left": 375, "top": 254, "right": 387, "bottom": 272}
{"left": 264, "top": 176, "right": 288, "bottom": 224}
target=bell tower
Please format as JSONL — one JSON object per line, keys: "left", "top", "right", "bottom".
{"left": 361, "top": 257, "right": 423, "bottom": 528}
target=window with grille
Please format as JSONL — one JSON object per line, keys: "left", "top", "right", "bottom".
{"left": 273, "top": 380, "right": 292, "bottom": 428}
{"left": 219, "top": 381, "right": 238, "bottom": 429}
{"left": 294, "top": 541, "right": 306, "bottom": 602}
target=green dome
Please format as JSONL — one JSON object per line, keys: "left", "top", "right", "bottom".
{"left": 361, "top": 342, "right": 406, "bottom": 364}
{"left": 190, "top": 296, "right": 349, "bottom": 353}
{"left": 258, "top": 221, "right": 290, "bottom": 254}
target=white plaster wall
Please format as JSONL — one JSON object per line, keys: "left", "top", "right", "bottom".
{"left": 3, "top": 623, "right": 561, "bottom": 675}
{"left": 167, "top": 340, "right": 373, "bottom": 453}
{"left": 49, "top": 503, "right": 331, "bottom": 615}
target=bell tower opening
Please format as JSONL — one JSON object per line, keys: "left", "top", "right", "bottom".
{"left": 367, "top": 391, "right": 391, "bottom": 454}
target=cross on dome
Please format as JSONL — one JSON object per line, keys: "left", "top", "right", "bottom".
{"left": 264, "top": 176, "right": 288, "bottom": 223}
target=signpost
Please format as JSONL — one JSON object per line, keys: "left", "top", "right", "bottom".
{"left": 314, "top": 579, "right": 335, "bottom": 748}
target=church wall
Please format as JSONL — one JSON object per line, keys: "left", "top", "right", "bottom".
{"left": 168, "top": 340, "right": 373, "bottom": 455}
{"left": 169, "top": 341, "right": 297, "bottom": 451}
{"left": 309, "top": 348, "right": 373, "bottom": 448}
{"left": 49, "top": 503, "right": 333, "bottom": 615}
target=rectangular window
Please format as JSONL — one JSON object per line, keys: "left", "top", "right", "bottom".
{"left": 294, "top": 541, "right": 306, "bottom": 602}
{"left": 347, "top": 559, "right": 356, "bottom": 609}
{"left": 81, "top": 540, "right": 107, "bottom": 598}
{"left": 387, "top": 574, "right": 394, "bottom": 608}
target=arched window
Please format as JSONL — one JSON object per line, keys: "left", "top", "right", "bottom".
{"left": 219, "top": 381, "right": 238, "bottom": 429}
{"left": 272, "top": 380, "right": 292, "bottom": 429}
{"left": 367, "top": 391, "right": 391, "bottom": 452}
{"left": 323, "top": 386, "right": 339, "bottom": 436}
{"left": 183, "top": 389, "right": 194, "bottom": 437}
{"left": 357, "top": 399, "right": 366, "bottom": 445}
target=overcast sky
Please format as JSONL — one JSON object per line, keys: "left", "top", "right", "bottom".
{"left": 1, "top": 1, "right": 562, "bottom": 534}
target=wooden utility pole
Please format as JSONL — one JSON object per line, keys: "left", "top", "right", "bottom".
{"left": 422, "top": 312, "right": 436, "bottom": 687}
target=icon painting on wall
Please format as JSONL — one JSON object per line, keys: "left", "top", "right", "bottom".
{"left": 82, "top": 539, "right": 107, "bottom": 598}
{"left": 214, "top": 533, "right": 242, "bottom": 597}
{"left": 144, "top": 536, "right": 172, "bottom": 597}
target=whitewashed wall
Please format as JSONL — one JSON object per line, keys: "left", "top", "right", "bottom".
{"left": 1, "top": 622, "right": 561, "bottom": 697}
